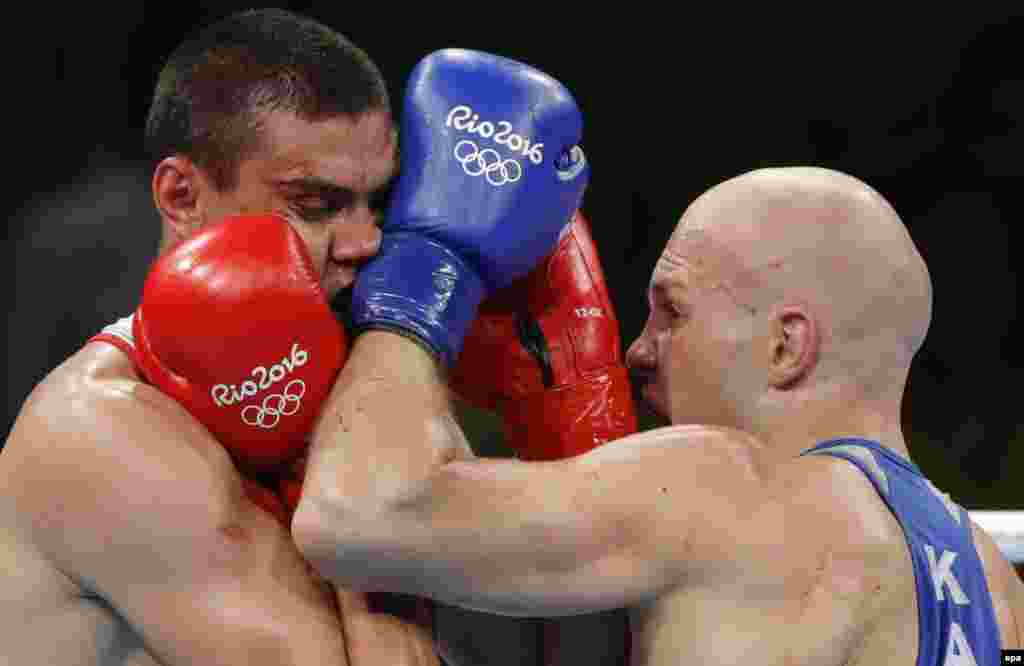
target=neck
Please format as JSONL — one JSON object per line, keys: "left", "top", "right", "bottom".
{"left": 745, "top": 380, "right": 910, "bottom": 463}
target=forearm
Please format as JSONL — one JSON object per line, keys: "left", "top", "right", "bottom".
{"left": 294, "top": 331, "right": 473, "bottom": 571}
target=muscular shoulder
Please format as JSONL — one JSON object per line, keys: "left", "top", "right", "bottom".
{"left": 5, "top": 343, "right": 127, "bottom": 465}
{"left": 659, "top": 432, "right": 906, "bottom": 577}
{"left": 8, "top": 341, "right": 231, "bottom": 473}
{"left": 578, "top": 425, "right": 784, "bottom": 568}
{"left": 585, "top": 423, "right": 767, "bottom": 476}
{"left": 761, "top": 455, "right": 919, "bottom": 614}
{"left": 782, "top": 454, "right": 905, "bottom": 540}
{"left": 761, "top": 454, "right": 914, "bottom": 577}
{"left": 11, "top": 341, "right": 144, "bottom": 432}
{"left": 3, "top": 342, "right": 242, "bottom": 567}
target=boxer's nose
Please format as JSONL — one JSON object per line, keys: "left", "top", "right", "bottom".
{"left": 331, "top": 216, "right": 381, "bottom": 264}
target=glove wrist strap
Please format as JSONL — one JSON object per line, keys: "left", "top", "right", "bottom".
{"left": 351, "top": 233, "right": 486, "bottom": 366}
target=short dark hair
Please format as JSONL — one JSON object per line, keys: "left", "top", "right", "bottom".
{"left": 145, "top": 9, "right": 389, "bottom": 190}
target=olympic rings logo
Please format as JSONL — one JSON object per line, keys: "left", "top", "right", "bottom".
{"left": 240, "top": 379, "right": 306, "bottom": 429}
{"left": 454, "top": 140, "right": 522, "bottom": 186}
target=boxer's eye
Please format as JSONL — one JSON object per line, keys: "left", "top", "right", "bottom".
{"left": 369, "top": 184, "right": 393, "bottom": 214}
{"left": 292, "top": 192, "right": 353, "bottom": 222}
{"left": 658, "top": 300, "right": 688, "bottom": 324}
{"left": 277, "top": 178, "right": 357, "bottom": 223}
{"left": 291, "top": 200, "right": 329, "bottom": 221}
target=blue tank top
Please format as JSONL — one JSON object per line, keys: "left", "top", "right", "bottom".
{"left": 801, "top": 438, "right": 1000, "bottom": 665}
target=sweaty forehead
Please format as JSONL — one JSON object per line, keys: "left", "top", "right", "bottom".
{"left": 256, "top": 109, "right": 397, "bottom": 190}
{"left": 657, "top": 181, "right": 791, "bottom": 298}
{"left": 653, "top": 228, "right": 755, "bottom": 295}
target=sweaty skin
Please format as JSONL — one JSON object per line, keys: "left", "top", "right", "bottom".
{"left": 0, "top": 343, "right": 352, "bottom": 666}
{"left": 293, "top": 167, "right": 1024, "bottom": 665}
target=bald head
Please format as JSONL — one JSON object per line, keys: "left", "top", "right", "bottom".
{"left": 667, "top": 166, "right": 932, "bottom": 392}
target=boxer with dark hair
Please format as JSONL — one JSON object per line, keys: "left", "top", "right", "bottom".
{"left": 144, "top": 7, "right": 390, "bottom": 195}
{"left": 0, "top": 9, "right": 438, "bottom": 665}
{"left": 295, "top": 166, "right": 1024, "bottom": 665}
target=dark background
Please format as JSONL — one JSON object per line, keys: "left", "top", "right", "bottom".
{"left": 8, "top": 5, "right": 1024, "bottom": 514}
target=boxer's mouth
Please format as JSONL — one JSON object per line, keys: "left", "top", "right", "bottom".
{"left": 628, "top": 367, "right": 657, "bottom": 392}
{"left": 632, "top": 382, "right": 670, "bottom": 426}
{"left": 330, "top": 287, "right": 356, "bottom": 336}
{"left": 322, "top": 265, "right": 359, "bottom": 299}
{"left": 629, "top": 368, "right": 667, "bottom": 415}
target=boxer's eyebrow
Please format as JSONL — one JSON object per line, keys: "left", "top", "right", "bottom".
{"left": 277, "top": 175, "right": 395, "bottom": 204}
{"left": 649, "top": 280, "right": 688, "bottom": 311}
{"left": 275, "top": 177, "right": 353, "bottom": 197}
{"left": 651, "top": 274, "right": 689, "bottom": 297}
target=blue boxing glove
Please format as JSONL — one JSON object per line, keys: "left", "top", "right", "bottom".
{"left": 350, "top": 49, "right": 589, "bottom": 366}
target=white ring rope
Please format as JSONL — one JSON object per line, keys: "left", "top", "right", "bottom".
{"left": 969, "top": 511, "right": 1024, "bottom": 564}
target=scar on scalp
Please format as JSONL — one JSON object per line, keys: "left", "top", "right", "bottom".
{"left": 715, "top": 279, "right": 758, "bottom": 316}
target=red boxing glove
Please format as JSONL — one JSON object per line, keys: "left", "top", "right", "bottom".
{"left": 451, "top": 211, "right": 637, "bottom": 461}
{"left": 133, "top": 214, "right": 347, "bottom": 469}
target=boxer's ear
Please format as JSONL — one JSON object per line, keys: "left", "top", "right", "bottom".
{"left": 152, "top": 155, "right": 204, "bottom": 241}
{"left": 767, "top": 306, "right": 818, "bottom": 389}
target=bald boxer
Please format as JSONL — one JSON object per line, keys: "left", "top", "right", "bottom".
{"left": 293, "top": 166, "right": 1024, "bottom": 664}
{"left": 0, "top": 9, "right": 439, "bottom": 665}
